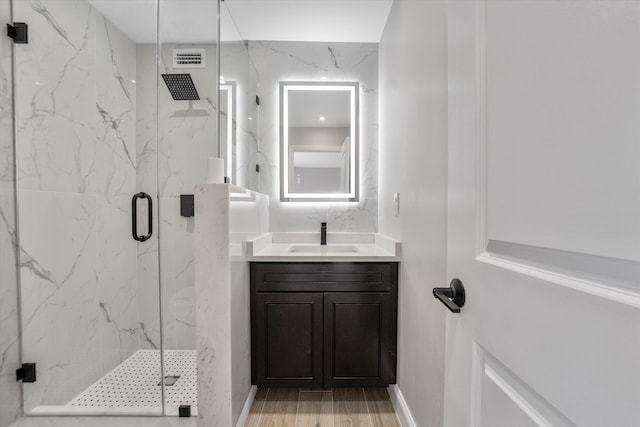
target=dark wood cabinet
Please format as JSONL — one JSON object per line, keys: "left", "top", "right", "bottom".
{"left": 254, "top": 292, "right": 323, "bottom": 387}
{"left": 324, "top": 292, "right": 392, "bottom": 386}
{"left": 251, "top": 262, "right": 398, "bottom": 388}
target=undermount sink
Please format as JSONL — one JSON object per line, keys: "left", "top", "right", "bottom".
{"left": 288, "top": 244, "right": 360, "bottom": 253}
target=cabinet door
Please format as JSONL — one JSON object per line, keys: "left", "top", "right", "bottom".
{"left": 324, "top": 293, "right": 392, "bottom": 387}
{"left": 254, "top": 293, "right": 323, "bottom": 387}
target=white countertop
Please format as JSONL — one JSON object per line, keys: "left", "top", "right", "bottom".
{"left": 247, "top": 233, "right": 401, "bottom": 262}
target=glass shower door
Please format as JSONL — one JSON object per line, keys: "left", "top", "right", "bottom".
{"left": 14, "top": 0, "right": 164, "bottom": 415}
{"left": 156, "top": 0, "right": 219, "bottom": 416}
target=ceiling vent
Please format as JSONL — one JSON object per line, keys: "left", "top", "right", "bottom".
{"left": 173, "top": 49, "right": 205, "bottom": 69}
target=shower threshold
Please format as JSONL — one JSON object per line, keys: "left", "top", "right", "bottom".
{"left": 30, "top": 350, "right": 198, "bottom": 416}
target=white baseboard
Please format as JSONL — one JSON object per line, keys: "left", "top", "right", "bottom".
{"left": 388, "top": 384, "right": 417, "bottom": 427}
{"left": 235, "top": 385, "right": 257, "bottom": 427}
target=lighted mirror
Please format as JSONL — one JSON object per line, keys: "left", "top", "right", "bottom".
{"left": 280, "top": 81, "right": 359, "bottom": 202}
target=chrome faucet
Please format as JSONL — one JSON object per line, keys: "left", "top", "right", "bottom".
{"left": 321, "top": 222, "right": 327, "bottom": 245}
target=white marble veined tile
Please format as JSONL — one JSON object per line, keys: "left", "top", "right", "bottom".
{"left": 195, "top": 184, "right": 232, "bottom": 425}
{"left": 158, "top": 197, "right": 178, "bottom": 349}
{"left": 0, "top": 42, "right": 14, "bottom": 187}
{"left": 95, "top": 195, "right": 139, "bottom": 367}
{"left": 93, "top": 16, "right": 136, "bottom": 197}
{"left": 18, "top": 190, "right": 104, "bottom": 412}
{"left": 14, "top": 0, "right": 136, "bottom": 196}
{"left": 136, "top": 41, "right": 187, "bottom": 196}
{"left": 0, "top": 191, "right": 22, "bottom": 426}
{"left": 154, "top": 197, "right": 196, "bottom": 351}
{"left": 12, "top": 0, "right": 142, "bottom": 413}
{"left": 135, "top": 43, "right": 214, "bottom": 355}
{"left": 136, "top": 231, "right": 162, "bottom": 351}
{"left": 172, "top": 283, "right": 196, "bottom": 349}
{"left": 136, "top": 196, "right": 196, "bottom": 352}
{"left": 95, "top": 16, "right": 135, "bottom": 110}
{"left": 153, "top": 45, "right": 218, "bottom": 199}
{"left": 195, "top": 185, "right": 267, "bottom": 426}
{"left": 15, "top": 0, "right": 97, "bottom": 193}
{"left": 158, "top": 198, "right": 178, "bottom": 349}
{"left": 135, "top": 44, "right": 158, "bottom": 196}
{"left": 169, "top": 207, "right": 196, "bottom": 350}
{"left": 135, "top": 42, "right": 218, "bottom": 356}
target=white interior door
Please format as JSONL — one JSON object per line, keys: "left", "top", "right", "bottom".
{"left": 444, "top": 1, "right": 640, "bottom": 426}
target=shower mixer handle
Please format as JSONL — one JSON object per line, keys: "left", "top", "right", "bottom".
{"left": 132, "top": 192, "right": 153, "bottom": 242}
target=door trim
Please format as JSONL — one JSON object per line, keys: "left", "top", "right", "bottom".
{"left": 478, "top": 245, "right": 640, "bottom": 309}
{"left": 473, "top": 0, "right": 640, "bottom": 309}
{"left": 470, "top": 342, "right": 576, "bottom": 427}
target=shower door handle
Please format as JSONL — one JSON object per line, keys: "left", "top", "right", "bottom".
{"left": 132, "top": 192, "right": 153, "bottom": 242}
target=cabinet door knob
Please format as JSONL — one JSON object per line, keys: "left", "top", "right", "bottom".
{"left": 433, "top": 279, "right": 465, "bottom": 313}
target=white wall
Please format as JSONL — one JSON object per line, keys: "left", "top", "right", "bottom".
{"left": 378, "top": 1, "right": 448, "bottom": 426}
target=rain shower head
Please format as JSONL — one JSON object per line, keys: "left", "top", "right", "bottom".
{"left": 161, "top": 73, "right": 200, "bottom": 101}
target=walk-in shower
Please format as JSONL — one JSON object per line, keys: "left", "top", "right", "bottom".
{"left": 10, "top": 0, "right": 219, "bottom": 416}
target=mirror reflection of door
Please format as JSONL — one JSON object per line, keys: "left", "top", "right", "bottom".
{"left": 290, "top": 140, "right": 350, "bottom": 194}
{"left": 280, "top": 82, "right": 359, "bottom": 201}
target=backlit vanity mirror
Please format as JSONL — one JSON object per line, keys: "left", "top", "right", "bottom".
{"left": 280, "top": 81, "right": 359, "bottom": 202}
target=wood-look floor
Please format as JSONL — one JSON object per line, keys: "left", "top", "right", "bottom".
{"left": 245, "top": 387, "right": 401, "bottom": 427}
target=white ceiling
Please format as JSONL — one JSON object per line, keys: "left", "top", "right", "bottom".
{"left": 223, "top": 0, "right": 393, "bottom": 42}
{"left": 89, "top": 0, "right": 393, "bottom": 44}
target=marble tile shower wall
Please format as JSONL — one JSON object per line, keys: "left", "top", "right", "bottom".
{"left": 135, "top": 44, "right": 217, "bottom": 351}
{"left": 249, "top": 41, "right": 378, "bottom": 232}
{"left": 13, "top": 0, "right": 140, "bottom": 411}
{"left": 0, "top": 0, "right": 22, "bottom": 424}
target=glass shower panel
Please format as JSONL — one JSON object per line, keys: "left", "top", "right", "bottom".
{"left": 14, "top": 0, "right": 163, "bottom": 415}
{"left": 220, "top": 0, "right": 260, "bottom": 192}
{"left": 157, "top": 0, "right": 219, "bottom": 416}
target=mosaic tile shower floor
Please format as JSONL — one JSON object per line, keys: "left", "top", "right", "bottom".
{"left": 65, "top": 350, "right": 197, "bottom": 416}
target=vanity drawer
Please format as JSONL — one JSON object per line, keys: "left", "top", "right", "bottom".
{"left": 251, "top": 262, "right": 398, "bottom": 292}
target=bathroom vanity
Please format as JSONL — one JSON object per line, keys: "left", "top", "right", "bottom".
{"left": 250, "top": 262, "right": 398, "bottom": 388}
{"left": 248, "top": 233, "right": 400, "bottom": 388}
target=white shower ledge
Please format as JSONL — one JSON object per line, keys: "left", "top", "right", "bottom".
{"left": 247, "top": 232, "right": 401, "bottom": 262}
